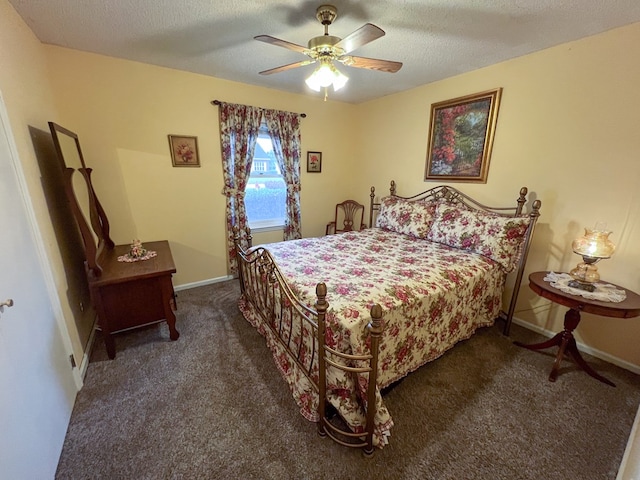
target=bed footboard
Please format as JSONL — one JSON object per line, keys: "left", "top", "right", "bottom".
{"left": 316, "top": 286, "right": 384, "bottom": 456}
{"left": 234, "top": 229, "right": 384, "bottom": 454}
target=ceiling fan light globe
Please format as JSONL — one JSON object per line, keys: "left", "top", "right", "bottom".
{"left": 305, "top": 76, "right": 322, "bottom": 91}
{"left": 332, "top": 69, "right": 349, "bottom": 91}
{"left": 306, "top": 62, "right": 335, "bottom": 89}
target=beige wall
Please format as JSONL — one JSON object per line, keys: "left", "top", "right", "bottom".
{"left": 0, "top": 1, "right": 85, "bottom": 362}
{"left": 43, "top": 47, "right": 359, "bottom": 286}
{"left": 3, "top": 0, "right": 640, "bottom": 369}
{"left": 354, "top": 22, "right": 640, "bottom": 367}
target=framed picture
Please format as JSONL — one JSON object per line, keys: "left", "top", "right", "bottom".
{"left": 307, "top": 151, "right": 322, "bottom": 173}
{"left": 424, "top": 88, "right": 502, "bottom": 183}
{"left": 168, "top": 135, "right": 200, "bottom": 167}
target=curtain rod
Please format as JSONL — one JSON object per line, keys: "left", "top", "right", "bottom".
{"left": 211, "top": 99, "right": 306, "bottom": 118}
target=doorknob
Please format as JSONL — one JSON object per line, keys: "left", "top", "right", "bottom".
{"left": 0, "top": 299, "right": 14, "bottom": 308}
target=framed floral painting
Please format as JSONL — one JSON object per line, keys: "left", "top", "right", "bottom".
{"left": 307, "top": 151, "right": 322, "bottom": 173}
{"left": 168, "top": 135, "right": 200, "bottom": 167}
{"left": 424, "top": 88, "right": 502, "bottom": 183}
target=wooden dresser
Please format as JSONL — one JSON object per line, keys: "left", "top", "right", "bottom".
{"left": 90, "top": 240, "right": 179, "bottom": 359}
{"left": 49, "top": 122, "right": 179, "bottom": 359}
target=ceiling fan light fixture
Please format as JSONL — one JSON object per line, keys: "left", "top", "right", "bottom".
{"left": 305, "top": 59, "right": 348, "bottom": 92}
{"left": 256, "top": 4, "right": 400, "bottom": 96}
{"left": 331, "top": 66, "right": 348, "bottom": 91}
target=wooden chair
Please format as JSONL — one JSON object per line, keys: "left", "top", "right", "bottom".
{"left": 326, "top": 200, "right": 367, "bottom": 235}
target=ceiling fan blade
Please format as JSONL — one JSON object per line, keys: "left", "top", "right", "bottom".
{"left": 335, "top": 23, "right": 385, "bottom": 54}
{"left": 259, "top": 60, "right": 316, "bottom": 76}
{"left": 338, "top": 55, "right": 403, "bottom": 73}
{"left": 254, "top": 35, "right": 308, "bottom": 54}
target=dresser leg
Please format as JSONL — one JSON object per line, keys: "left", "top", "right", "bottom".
{"left": 168, "top": 319, "right": 180, "bottom": 341}
{"left": 164, "top": 285, "right": 179, "bottom": 341}
{"left": 105, "top": 334, "right": 116, "bottom": 360}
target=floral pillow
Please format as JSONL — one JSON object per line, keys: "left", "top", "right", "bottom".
{"left": 427, "top": 203, "right": 531, "bottom": 272}
{"left": 375, "top": 196, "right": 436, "bottom": 239}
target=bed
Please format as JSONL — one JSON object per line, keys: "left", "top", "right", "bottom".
{"left": 235, "top": 181, "right": 541, "bottom": 454}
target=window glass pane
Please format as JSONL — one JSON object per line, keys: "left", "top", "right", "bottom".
{"left": 246, "top": 127, "right": 286, "bottom": 226}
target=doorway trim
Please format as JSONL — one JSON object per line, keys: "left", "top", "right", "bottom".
{"left": 0, "top": 90, "right": 82, "bottom": 389}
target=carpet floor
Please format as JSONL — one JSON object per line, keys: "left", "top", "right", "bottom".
{"left": 55, "top": 280, "right": 640, "bottom": 479}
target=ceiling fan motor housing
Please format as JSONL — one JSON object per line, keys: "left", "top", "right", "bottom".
{"left": 310, "top": 5, "right": 342, "bottom": 56}
{"left": 308, "top": 35, "right": 342, "bottom": 54}
{"left": 316, "top": 5, "right": 338, "bottom": 25}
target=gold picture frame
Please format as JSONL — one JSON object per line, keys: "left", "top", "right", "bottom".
{"left": 424, "top": 88, "right": 502, "bottom": 183}
{"left": 168, "top": 135, "right": 200, "bottom": 167}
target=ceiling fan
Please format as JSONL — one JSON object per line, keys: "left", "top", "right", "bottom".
{"left": 254, "top": 4, "right": 402, "bottom": 93}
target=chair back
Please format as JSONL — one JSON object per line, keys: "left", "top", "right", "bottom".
{"left": 326, "top": 200, "right": 366, "bottom": 234}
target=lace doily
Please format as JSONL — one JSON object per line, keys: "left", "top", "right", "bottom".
{"left": 117, "top": 239, "right": 157, "bottom": 263}
{"left": 543, "top": 271, "right": 626, "bottom": 303}
{"left": 117, "top": 250, "right": 157, "bottom": 263}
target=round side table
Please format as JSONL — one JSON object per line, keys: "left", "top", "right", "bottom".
{"left": 515, "top": 271, "right": 640, "bottom": 387}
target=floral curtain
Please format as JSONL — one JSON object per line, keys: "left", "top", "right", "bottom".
{"left": 218, "top": 102, "right": 262, "bottom": 274}
{"left": 263, "top": 109, "right": 302, "bottom": 240}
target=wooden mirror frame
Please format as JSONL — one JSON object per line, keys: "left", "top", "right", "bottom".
{"left": 48, "top": 122, "right": 114, "bottom": 277}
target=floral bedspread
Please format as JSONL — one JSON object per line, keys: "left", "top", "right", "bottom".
{"left": 238, "top": 228, "right": 505, "bottom": 447}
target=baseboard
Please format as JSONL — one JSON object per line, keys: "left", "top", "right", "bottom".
{"left": 77, "top": 326, "right": 97, "bottom": 381}
{"left": 511, "top": 317, "right": 640, "bottom": 375}
{"left": 174, "top": 275, "right": 235, "bottom": 292}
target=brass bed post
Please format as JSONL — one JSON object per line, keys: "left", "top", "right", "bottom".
{"left": 368, "top": 180, "right": 397, "bottom": 228}
{"left": 246, "top": 226, "right": 253, "bottom": 248}
{"left": 317, "top": 297, "right": 384, "bottom": 455}
{"left": 503, "top": 197, "right": 542, "bottom": 335}
{"left": 316, "top": 283, "right": 329, "bottom": 440}
{"left": 515, "top": 187, "right": 528, "bottom": 215}
{"left": 233, "top": 225, "right": 253, "bottom": 294}
{"left": 369, "top": 186, "right": 376, "bottom": 228}
{"left": 363, "top": 304, "right": 384, "bottom": 456}
{"left": 233, "top": 227, "right": 246, "bottom": 294}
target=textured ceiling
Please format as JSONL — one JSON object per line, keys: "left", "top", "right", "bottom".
{"left": 8, "top": 0, "right": 640, "bottom": 104}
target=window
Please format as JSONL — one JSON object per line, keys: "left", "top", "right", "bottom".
{"left": 245, "top": 123, "right": 286, "bottom": 231}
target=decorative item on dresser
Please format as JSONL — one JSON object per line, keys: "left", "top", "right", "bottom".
{"left": 49, "top": 122, "right": 180, "bottom": 359}
{"left": 234, "top": 180, "right": 541, "bottom": 454}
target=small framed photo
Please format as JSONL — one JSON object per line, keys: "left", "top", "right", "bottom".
{"left": 307, "top": 151, "right": 322, "bottom": 173}
{"left": 168, "top": 135, "right": 200, "bottom": 167}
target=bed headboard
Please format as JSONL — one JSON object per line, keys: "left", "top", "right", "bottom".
{"left": 368, "top": 180, "right": 542, "bottom": 335}
{"left": 369, "top": 180, "right": 533, "bottom": 227}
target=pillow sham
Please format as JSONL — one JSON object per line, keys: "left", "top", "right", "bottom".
{"left": 375, "top": 196, "right": 436, "bottom": 239}
{"left": 427, "top": 203, "right": 531, "bottom": 272}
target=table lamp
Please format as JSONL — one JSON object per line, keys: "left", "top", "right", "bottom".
{"left": 568, "top": 224, "right": 615, "bottom": 292}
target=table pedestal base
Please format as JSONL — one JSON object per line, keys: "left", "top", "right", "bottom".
{"left": 514, "top": 308, "right": 615, "bottom": 387}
